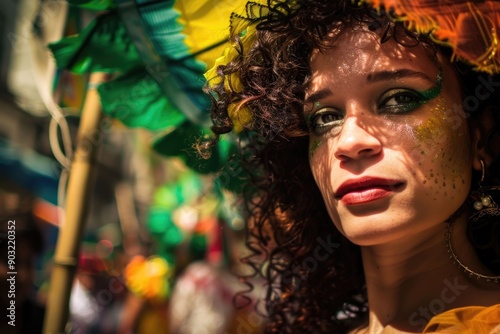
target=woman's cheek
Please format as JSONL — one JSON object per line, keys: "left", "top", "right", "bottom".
{"left": 410, "top": 97, "right": 472, "bottom": 202}
{"left": 309, "top": 138, "right": 323, "bottom": 159}
{"left": 309, "top": 138, "right": 329, "bottom": 189}
{"left": 309, "top": 138, "right": 337, "bottom": 204}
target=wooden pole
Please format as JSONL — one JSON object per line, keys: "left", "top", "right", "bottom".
{"left": 43, "top": 72, "right": 108, "bottom": 334}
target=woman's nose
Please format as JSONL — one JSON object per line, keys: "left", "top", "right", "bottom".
{"left": 333, "top": 115, "right": 382, "bottom": 161}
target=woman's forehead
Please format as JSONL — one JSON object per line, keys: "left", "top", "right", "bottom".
{"left": 310, "top": 26, "right": 439, "bottom": 80}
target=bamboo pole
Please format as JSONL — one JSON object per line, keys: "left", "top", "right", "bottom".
{"left": 44, "top": 72, "right": 108, "bottom": 334}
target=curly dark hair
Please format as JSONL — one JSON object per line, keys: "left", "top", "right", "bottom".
{"left": 205, "top": 0, "right": 500, "bottom": 332}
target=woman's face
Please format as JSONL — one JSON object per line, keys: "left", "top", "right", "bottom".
{"left": 305, "top": 25, "right": 472, "bottom": 246}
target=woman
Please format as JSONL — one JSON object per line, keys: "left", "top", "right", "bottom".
{"left": 204, "top": 0, "right": 500, "bottom": 332}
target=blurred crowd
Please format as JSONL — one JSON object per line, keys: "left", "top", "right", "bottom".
{"left": 0, "top": 187, "right": 264, "bottom": 334}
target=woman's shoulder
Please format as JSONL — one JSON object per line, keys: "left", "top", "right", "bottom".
{"left": 423, "top": 303, "right": 500, "bottom": 333}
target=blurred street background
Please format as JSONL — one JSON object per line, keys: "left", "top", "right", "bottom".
{"left": 0, "top": 1, "right": 264, "bottom": 333}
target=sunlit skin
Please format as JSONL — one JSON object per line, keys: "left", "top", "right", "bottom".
{"left": 306, "top": 29, "right": 469, "bottom": 243}
{"left": 305, "top": 25, "right": 500, "bottom": 333}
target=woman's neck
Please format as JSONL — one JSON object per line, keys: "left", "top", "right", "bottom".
{"left": 359, "top": 213, "right": 500, "bottom": 333}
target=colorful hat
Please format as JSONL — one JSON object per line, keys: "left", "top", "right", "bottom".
{"left": 204, "top": 0, "right": 500, "bottom": 132}
{"left": 364, "top": 0, "right": 500, "bottom": 74}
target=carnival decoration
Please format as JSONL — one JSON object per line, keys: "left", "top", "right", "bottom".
{"left": 364, "top": 0, "right": 500, "bottom": 74}
{"left": 48, "top": 0, "right": 254, "bottom": 173}
{"left": 125, "top": 255, "right": 174, "bottom": 302}
{"left": 44, "top": 1, "right": 256, "bottom": 332}
{"left": 205, "top": 0, "right": 500, "bottom": 132}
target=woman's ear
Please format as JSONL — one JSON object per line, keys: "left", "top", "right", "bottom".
{"left": 471, "top": 107, "right": 496, "bottom": 171}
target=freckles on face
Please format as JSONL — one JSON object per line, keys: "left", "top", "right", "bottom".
{"left": 409, "top": 90, "right": 472, "bottom": 204}
{"left": 305, "top": 27, "right": 474, "bottom": 244}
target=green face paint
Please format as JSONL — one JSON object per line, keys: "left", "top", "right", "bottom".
{"left": 377, "top": 69, "right": 443, "bottom": 115}
{"left": 309, "top": 138, "right": 321, "bottom": 157}
{"left": 421, "top": 70, "right": 442, "bottom": 101}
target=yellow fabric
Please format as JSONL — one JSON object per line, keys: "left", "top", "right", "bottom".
{"left": 202, "top": 2, "right": 268, "bottom": 133}
{"left": 423, "top": 304, "right": 500, "bottom": 333}
{"left": 204, "top": 24, "right": 257, "bottom": 132}
{"left": 174, "top": 0, "right": 251, "bottom": 68}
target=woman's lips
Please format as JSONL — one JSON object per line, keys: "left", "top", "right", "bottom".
{"left": 335, "top": 177, "right": 403, "bottom": 205}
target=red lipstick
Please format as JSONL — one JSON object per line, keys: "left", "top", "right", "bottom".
{"left": 335, "top": 177, "right": 403, "bottom": 205}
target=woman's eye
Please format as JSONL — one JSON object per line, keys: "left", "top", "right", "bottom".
{"left": 378, "top": 89, "right": 424, "bottom": 113}
{"left": 309, "top": 108, "right": 344, "bottom": 135}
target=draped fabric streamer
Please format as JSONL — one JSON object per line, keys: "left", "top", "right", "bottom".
{"left": 49, "top": 0, "right": 252, "bottom": 174}
{"left": 47, "top": 2, "right": 255, "bottom": 315}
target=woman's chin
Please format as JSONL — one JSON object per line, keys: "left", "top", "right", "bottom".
{"left": 340, "top": 219, "right": 415, "bottom": 247}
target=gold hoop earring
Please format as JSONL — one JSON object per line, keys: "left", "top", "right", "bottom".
{"left": 445, "top": 220, "right": 500, "bottom": 283}
{"left": 444, "top": 160, "right": 500, "bottom": 283}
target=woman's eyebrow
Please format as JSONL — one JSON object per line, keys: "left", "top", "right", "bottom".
{"left": 367, "top": 69, "right": 433, "bottom": 84}
{"left": 305, "top": 88, "right": 333, "bottom": 104}
{"left": 305, "top": 69, "right": 433, "bottom": 105}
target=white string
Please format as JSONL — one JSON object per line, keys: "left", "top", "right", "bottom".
{"left": 49, "top": 115, "right": 72, "bottom": 168}
{"left": 25, "top": 0, "right": 71, "bottom": 225}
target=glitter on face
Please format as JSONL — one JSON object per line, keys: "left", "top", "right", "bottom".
{"left": 414, "top": 75, "right": 446, "bottom": 144}
{"left": 305, "top": 26, "right": 475, "bottom": 246}
{"left": 413, "top": 88, "right": 471, "bottom": 201}
{"left": 414, "top": 108, "right": 446, "bottom": 142}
